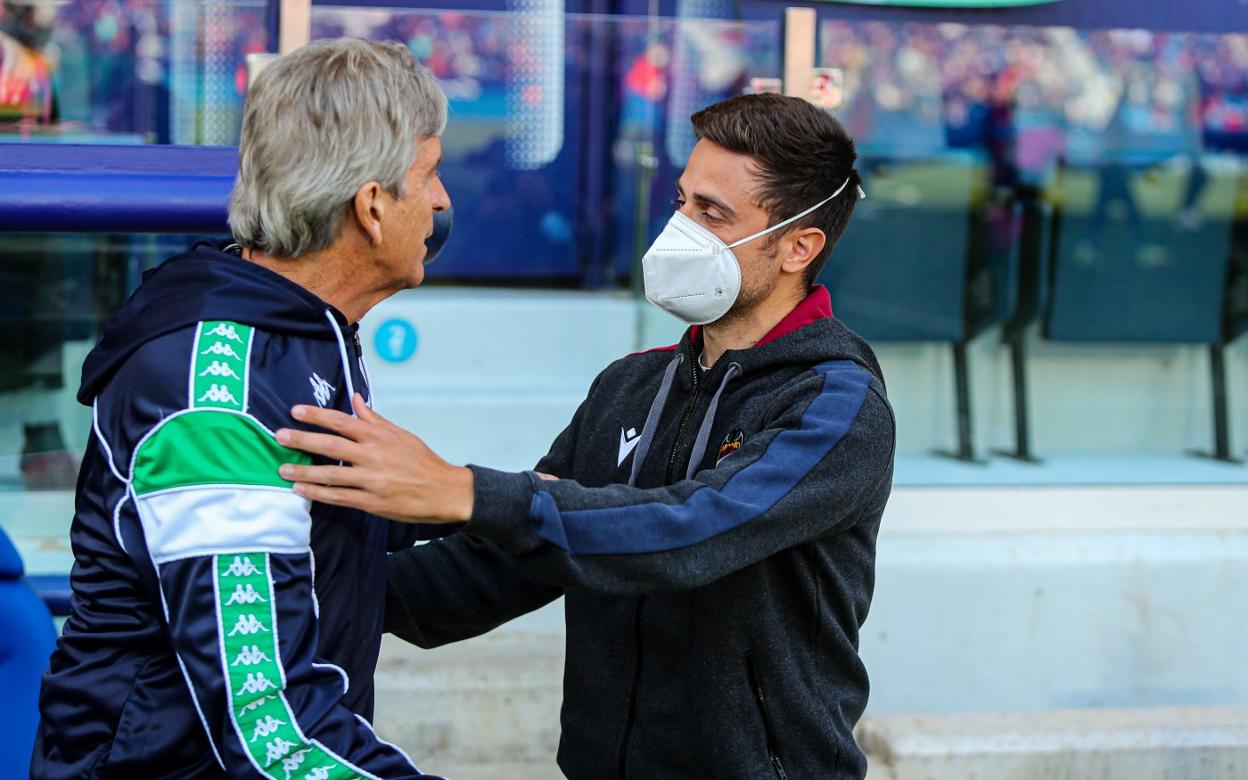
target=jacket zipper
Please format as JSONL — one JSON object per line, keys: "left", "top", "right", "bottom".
{"left": 620, "top": 346, "right": 700, "bottom": 778}
{"left": 663, "top": 347, "right": 702, "bottom": 484}
{"left": 617, "top": 596, "right": 646, "bottom": 778}
{"left": 745, "top": 650, "right": 788, "bottom": 780}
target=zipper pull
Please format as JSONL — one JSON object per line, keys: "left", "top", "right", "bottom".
{"left": 351, "top": 331, "right": 363, "bottom": 358}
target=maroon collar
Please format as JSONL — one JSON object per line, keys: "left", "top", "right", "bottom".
{"left": 637, "top": 285, "right": 833, "bottom": 355}
{"left": 689, "top": 284, "right": 833, "bottom": 348}
{"left": 754, "top": 284, "right": 833, "bottom": 347}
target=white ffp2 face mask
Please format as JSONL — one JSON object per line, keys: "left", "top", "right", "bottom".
{"left": 641, "top": 174, "right": 861, "bottom": 325}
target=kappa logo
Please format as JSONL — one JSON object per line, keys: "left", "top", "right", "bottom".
{"left": 222, "top": 556, "right": 261, "bottom": 578}
{"left": 250, "top": 714, "right": 288, "bottom": 743}
{"left": 232, "top": 644, "right": 273, "bottom": 667}
{"left": 225, "top": 583, "right": 267, "bottom": 606}
{"left": 717, "top": 430, "right": 744, "bottom": 465}
{"left": 199, "top": 360, "right": 241, "bottom": 379}
{"left": 263, "top": 736, "right": 298, "bottom": 764}
{"left": 201, "top": 341, "right": 243, "bottom": 360}
{"left": 198, "top": 384, "right": 239, "bottom": 405}
{"left": 309, "top": 373, "right": 335, "bottom": 407}
{"left": 617, "top": 426, "right": 642, "bottom": 466}
{"left": 228, "top": 613, "right": 269, "bottom": 636}
{"left": 239, "top": 695, "right": 277, "bottom": 716}
{"left": 281, "top": 748, "right": 312, "bottom": 780}
{"left": 236, "top": 672, "right": 278, "bottom": 696}
{"left": 303, "top": 767, "right": 335, "bottom": 780}
{"left": 206, "top": 323, "right": 245, "bottom": 342}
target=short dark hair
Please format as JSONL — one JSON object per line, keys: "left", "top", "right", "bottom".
{"left": 690, "top": 93, "right": 859, "bottom": 286}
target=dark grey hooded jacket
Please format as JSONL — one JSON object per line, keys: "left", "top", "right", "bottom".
{"left": 385, "top": 285, "right": 895, "bottom": 779}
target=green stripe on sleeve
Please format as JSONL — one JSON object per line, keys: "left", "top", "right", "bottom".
{"left": 215, "top": 553, "right": 366, "bottom": 780}
{"left": 193, "top": 321, "right": 253, "bottom": 411}
{"left": 132, "top": 411, "right": 312, "bottom": 496}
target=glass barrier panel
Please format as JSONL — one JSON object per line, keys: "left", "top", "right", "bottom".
{"left": 817, "top": 18, "right": 1248, "bottom": 475}
{"left": 0, "top": 232, "right": 221, "bottom": 576}
{"left": 309, "top": 7, "right": 780, "bottom": 285}
{"left": 0, "top": 0, "right": 269, "bottom": 145}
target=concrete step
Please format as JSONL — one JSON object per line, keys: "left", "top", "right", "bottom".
{"left": 371, "top": 629, "right": 565, "bottom": 768}
{"left": 427, "top": 762, "right": 559, "bottom": 780}
{"left": 857, "top": 706, "right": 1248, "bottom": 779}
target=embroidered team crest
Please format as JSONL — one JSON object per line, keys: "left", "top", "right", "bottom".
{"left": 717, "top": 430, "right": 744, "bottom": 464}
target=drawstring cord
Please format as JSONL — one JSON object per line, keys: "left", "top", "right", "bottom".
{"left": 628, "top": 353, "right": 683, "bottom": 487}
{"left": 325, "top": 309, "right": 358, "bottom": 414}
{"left": 627, "top": 351, "right": 741, "bottom": 485}
{"left": 685, "top": 362, "right": 741, "bottom": 481}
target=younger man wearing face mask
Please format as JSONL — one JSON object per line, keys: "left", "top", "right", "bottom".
{"left": 278, "top": 93, "right": 896, "bottom": 779}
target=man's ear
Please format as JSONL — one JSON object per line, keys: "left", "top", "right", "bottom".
{"left": 780, "top": 227, "right": 827, "bottom": 276}
{"left": 352, "top": 181, "right": 387, "bottom": 247}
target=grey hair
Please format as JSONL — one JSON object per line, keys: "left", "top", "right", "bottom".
{"left": 229, "top": 38, "right": 448, "bottom": 258}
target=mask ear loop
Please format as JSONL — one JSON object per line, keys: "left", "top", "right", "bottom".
{"left": 726, "top": 172, "right": 859, "bottom": 249}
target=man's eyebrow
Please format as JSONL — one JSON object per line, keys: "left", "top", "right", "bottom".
{"left": 675, "top": 179, "right": 737, "bottom": 219}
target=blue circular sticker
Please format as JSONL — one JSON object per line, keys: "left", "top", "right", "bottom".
{"left": 375, "top": 319, "right": 419, "bottom": 363}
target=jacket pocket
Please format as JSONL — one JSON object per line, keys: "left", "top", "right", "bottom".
{"left": 744, "top": 650, "right": 788, "bottom": 780}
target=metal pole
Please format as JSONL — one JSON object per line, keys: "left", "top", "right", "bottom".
{"left": 1210, "top": 343, "right": 1234, "bottom": 462}
{"left": 953, "top": 342, "right": 975, "bottom": 462}
{"left": 783, "top": 8, "right": 816, "bottom": 99}
{"left": 279, "top": 0, "right": 311, "bottom": 55}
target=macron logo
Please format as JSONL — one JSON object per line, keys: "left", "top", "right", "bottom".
{"left": 618, "top": 427, "right": 641, "bottom": 466}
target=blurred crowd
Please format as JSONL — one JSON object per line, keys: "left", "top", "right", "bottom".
{"left": 820, "top": 21, "right": 1248, "bottom": 169}
{"left": 0, "top": 0, "right": 266, "bottom": 142}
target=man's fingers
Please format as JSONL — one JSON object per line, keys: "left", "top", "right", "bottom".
{"left": 279, "top": 463, "right": 364, "bottom": 488}
{"left": 276, "top": 428, "right": 366, "bottom": 463}
{"left": 352, "top": 393, "right": 375, "bottom": 422}
{"left": 290, "top": 404, "right": 371, "bottom": 441}
{"left": 353, "top": 392, "right": 398, "bottom": 431}
{"left": 291, "top": 482, "right": 372, "bottom": 511}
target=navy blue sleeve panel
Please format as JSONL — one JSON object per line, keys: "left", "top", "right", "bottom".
{"left": 384, "top": 534, "right": 562, "bottom": 648}
{"left": 464, "top": 361, "right": 895, "bottom": 594}
{"left": 385, "top": 520, "right": 458, "bottom": 552}
{"left": 156, "top": 552, "right": 440, "bottom": 779}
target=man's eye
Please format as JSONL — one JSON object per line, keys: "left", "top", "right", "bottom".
{"left": 671, "top": 198, "right": 685, "bottom": 208}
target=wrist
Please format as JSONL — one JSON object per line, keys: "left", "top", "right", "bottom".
{"left": 462, "top": 465, "right": 537, "bottom": 549}
{"left": 449, "top": 465, "right": 474, "bottom": 522}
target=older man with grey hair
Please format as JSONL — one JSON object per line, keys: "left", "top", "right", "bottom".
{"left": 32, "top": 38, "right": 448, "bottom": 779}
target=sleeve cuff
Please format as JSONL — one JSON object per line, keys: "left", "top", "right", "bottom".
{"left": 464, "top": 465, "right": 538, "bottom": 550}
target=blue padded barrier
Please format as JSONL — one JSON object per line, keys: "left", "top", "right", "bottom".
{"left": 0, "top": 143, "right": 455, "bottom": 257}
{"left": 0, "top": 144, "right": 237, "bottom": 234}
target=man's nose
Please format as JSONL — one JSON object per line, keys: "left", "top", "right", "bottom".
{"left": 432, "top": 177, "right": 451, "bottom": 212}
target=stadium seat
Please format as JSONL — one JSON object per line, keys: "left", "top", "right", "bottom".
{"left": 821, "top": 154, "right": 1022, "bottom": 462}
{"left": 1045, "top": 159, "right": 1242, "bottom": 461}
{"left": 0, "top": 526, "right": 57, "bottom": 778}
